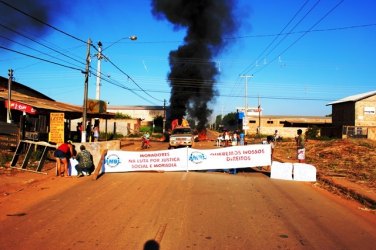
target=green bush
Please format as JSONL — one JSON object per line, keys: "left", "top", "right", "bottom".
{"left": 152, "top": 133, "right": 163, "bottom": 139}
{"left": 306, "top": 126, "right": 320, "bottom": 139}
{"left": 140, "top": 126, "right": 152, "bottom": 133}
{"left": 153, "top": 126, "right": 163, "bottom": 133}
{"left": 114, "top": 113, "right": 132, "bottom": 119}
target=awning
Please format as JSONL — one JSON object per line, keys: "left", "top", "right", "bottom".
{"left": 4, "top": 100, "right": 37, "bottom": 114}
{"left": 0, "top": 90, "right": 115, "bottom": 119}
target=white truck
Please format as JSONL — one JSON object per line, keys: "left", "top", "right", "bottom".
{"left": 168, "top": 127, "right": 195, "bottom": 149}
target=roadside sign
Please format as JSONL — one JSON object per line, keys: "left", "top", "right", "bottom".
{"left": 49, "top": 112, "right": 64, "bottom": 144}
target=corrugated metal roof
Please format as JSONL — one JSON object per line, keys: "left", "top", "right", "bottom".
{"left": 327, "top": 90, "right": 376, "bottom": 106}
{"left": 108, "top": 105, "right": 164, "bottom": 110}
{"left": 0, "top": 76, "right": 54, "bottom": 101}
{"left": 0, "top": 90, "right": 81, "bottom": 112}
{"left": 0, "top": 89, "right": 115, "bottom": 119}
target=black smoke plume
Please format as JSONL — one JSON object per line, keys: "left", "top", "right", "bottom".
{"left": 151, "top": 0, "right": 238, "bottom": 130}
{"left": 0, "top": 0, "right": 64, "bottom": 46}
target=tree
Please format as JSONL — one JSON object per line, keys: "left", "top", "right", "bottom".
{"left": 214, "top": 114, "right": 222, "bottom": 130}
{"left": 153, "top": 115, "right": 164, "bottom": 133}
{"left": 222, "top": 112, "right": 238, "bottom": 131}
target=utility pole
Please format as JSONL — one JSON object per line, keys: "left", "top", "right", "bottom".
{"left": 7, "top": 69, "right": 13, "bottom": 123}
{"left": 258, "top": 95, "right": 261, "bottom": 136}
{"left": 240, "top": 74, "right": 253, "bottom": 135}
{"left": 163, "top": 99, "right": 166, "bottom": 133}
{"left": 95, "top": 41, "right": 103, "bottom": 100}
{"left": 82, "top": 38, "right": 92, "bottom": 143}
{"left": 95, "top": 36, "right": 137, "bottom": 100}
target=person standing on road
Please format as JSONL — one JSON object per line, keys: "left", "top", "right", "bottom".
{"left": 75, "top": 145, "right": 94, "bottom": 177}
{"left": 296, "top": 129, "right": 305, "bottom": 163}
{"left": 54, "top": 140, "right": 74, "bottom": 177}
{"left": 93, "top": 125, "right": 99, "bottom": 142}
{"left": 274, "top": 130, "right": 280, "bottom": 144}
{"left": 232, "top": 131, "right": 238, "bottom": 146}
{"left": 239, "top": 131, "right": 245, "bottom": 145}
{"left": 265, "top": 135, "right": 275, "bottom": 171}
{"left": 224, "top": 130, "right": 230, "bottom": 147}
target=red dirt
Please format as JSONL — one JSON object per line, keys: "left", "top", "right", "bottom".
{"left": 1, "top": 136, "right": 375, "bottom": 214}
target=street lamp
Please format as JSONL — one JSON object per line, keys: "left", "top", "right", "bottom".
{"left": 102, "top": 35, "right": 137, "bottom": 52}
{"left": 96, "top": 36, "right": 138, "bottom": 100}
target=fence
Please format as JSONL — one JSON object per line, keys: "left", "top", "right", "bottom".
{"left": 342, "top": 126, "right": 368, "bottom": 139}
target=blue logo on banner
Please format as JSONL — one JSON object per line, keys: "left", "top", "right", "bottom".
{"left": 189, "top": 151, "right": 207, "bottom": 164}
{"left": 106, "top": 154, "right": 121, "bottom": 167}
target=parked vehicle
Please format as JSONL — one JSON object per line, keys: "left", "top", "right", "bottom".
{"left": 168, "top": 127, "right": 194, "bottom": 149}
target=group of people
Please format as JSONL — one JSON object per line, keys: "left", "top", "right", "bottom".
{"left": 76, "top": 121, "right": 100, "bottom": 142}
{"left": 217, "top": 130, "right": 245, "bottom": 147}
{"left": 54, "top": 141, "right": 94, "bottom": 177}
{"left": 216, "top": 128, "right": 305, "bottom": 164}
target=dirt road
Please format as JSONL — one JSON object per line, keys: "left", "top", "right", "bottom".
{"left": 1, "top": 140, "right": 376, "bottom": 249}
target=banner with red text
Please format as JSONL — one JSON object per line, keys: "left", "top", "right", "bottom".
{"left": 104, "top": 148, "right": 188, "bottom": 172}
{"left": 4, "top": 100, "right": 37, "bottom": 114}
{"left": 187, "top": 144, "right": 271, "bottom": 170}
{"left": 103, "top": 144, "right": 271, "bottom": 173}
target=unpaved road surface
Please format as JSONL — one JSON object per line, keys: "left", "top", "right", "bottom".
{"left": 1, "top": 140, "right": 376, "bottom": 249}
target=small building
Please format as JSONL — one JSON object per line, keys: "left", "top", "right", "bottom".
{"left": 107, "top": 105, "right": 166, "bottom": 122}
{"left": 0, "top": 76, "right": 114, "bottom": 146}
{"left": 246, "top": 115, "right": 331, "bottom": 138}
{"left": 326, "top": 90, "right": 376, "bottom": 139}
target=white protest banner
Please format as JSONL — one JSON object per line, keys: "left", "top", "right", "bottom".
{"left": 103, "top": 144, "right": 271, "bottom": 173}
{"left": 187, "top": 144, "right": 271, "bottom": 170}
{"left": 104, "top": 148, "right": 188, "bottom": 172}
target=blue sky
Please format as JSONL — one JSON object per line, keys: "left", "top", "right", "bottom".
{"left": 1, "top": 0, "right": 375, "bottom": 120}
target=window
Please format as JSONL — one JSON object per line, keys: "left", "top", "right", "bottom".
{"left": 267, "top": 121, "right": 274, "bottom": 124}
{"left": 364, "top": 107, "right": 375, "bottom": 115}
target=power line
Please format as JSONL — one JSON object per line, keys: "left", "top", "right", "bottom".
{"left": 251, "top": 0, "right": 345, "bottom": 76}
{"left": 230, "top": 23, "right": 376, "bottom": 39}
{"left": 102, "top": 54, "right": 164, "bottom": 102}
{"left": 0, "top": 0, "right": 87, "bottom": 45}
{"left": 0, "top": 45, "right": 83, "bottom": 71}
{"left": 226, "top": 1, "right": 317, "bottom": 103}
{"left": 0, "top": 22, "right": 85, "bottom": 66}
{"left": 241, "top": 0, "right": 322, "bottom": 75}
{"left": 118, "top": 87, "right": 336, "bottom": 102}
{"left": 0, "top": 37, "right": 163, "bottom": 105}
{"left": 240, "top": 0, "right": 313, "bottom": 76}
{"left": 90, "top": 70, "right": 159, "bottom": 105}
{"left": 0, "top": 34, "right": 84, "bottom": 69}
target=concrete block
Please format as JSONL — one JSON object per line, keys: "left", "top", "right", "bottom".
{"left": 270, "top": 161, "right": 293, "bottom": 180}
{"left": 72, "top": 140, "right": 120, "bottom": 168}
{"left": 293, "top": 163, "right": 317, "bottom": 182}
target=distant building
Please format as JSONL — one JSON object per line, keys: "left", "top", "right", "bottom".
{"left": 235, "top": 106, "right": 331, "bottom": 137}
{"left": 245, "top": 114, "right": 331, "bottom": 138}
{"left": 326, "top": 90, "right": 376, "bottom": 139}
{"left": 107, "top": 105, "right": 166, "bottom": 122}
{"left": 237, "top": 107, "right": 263, "bottom": 117}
